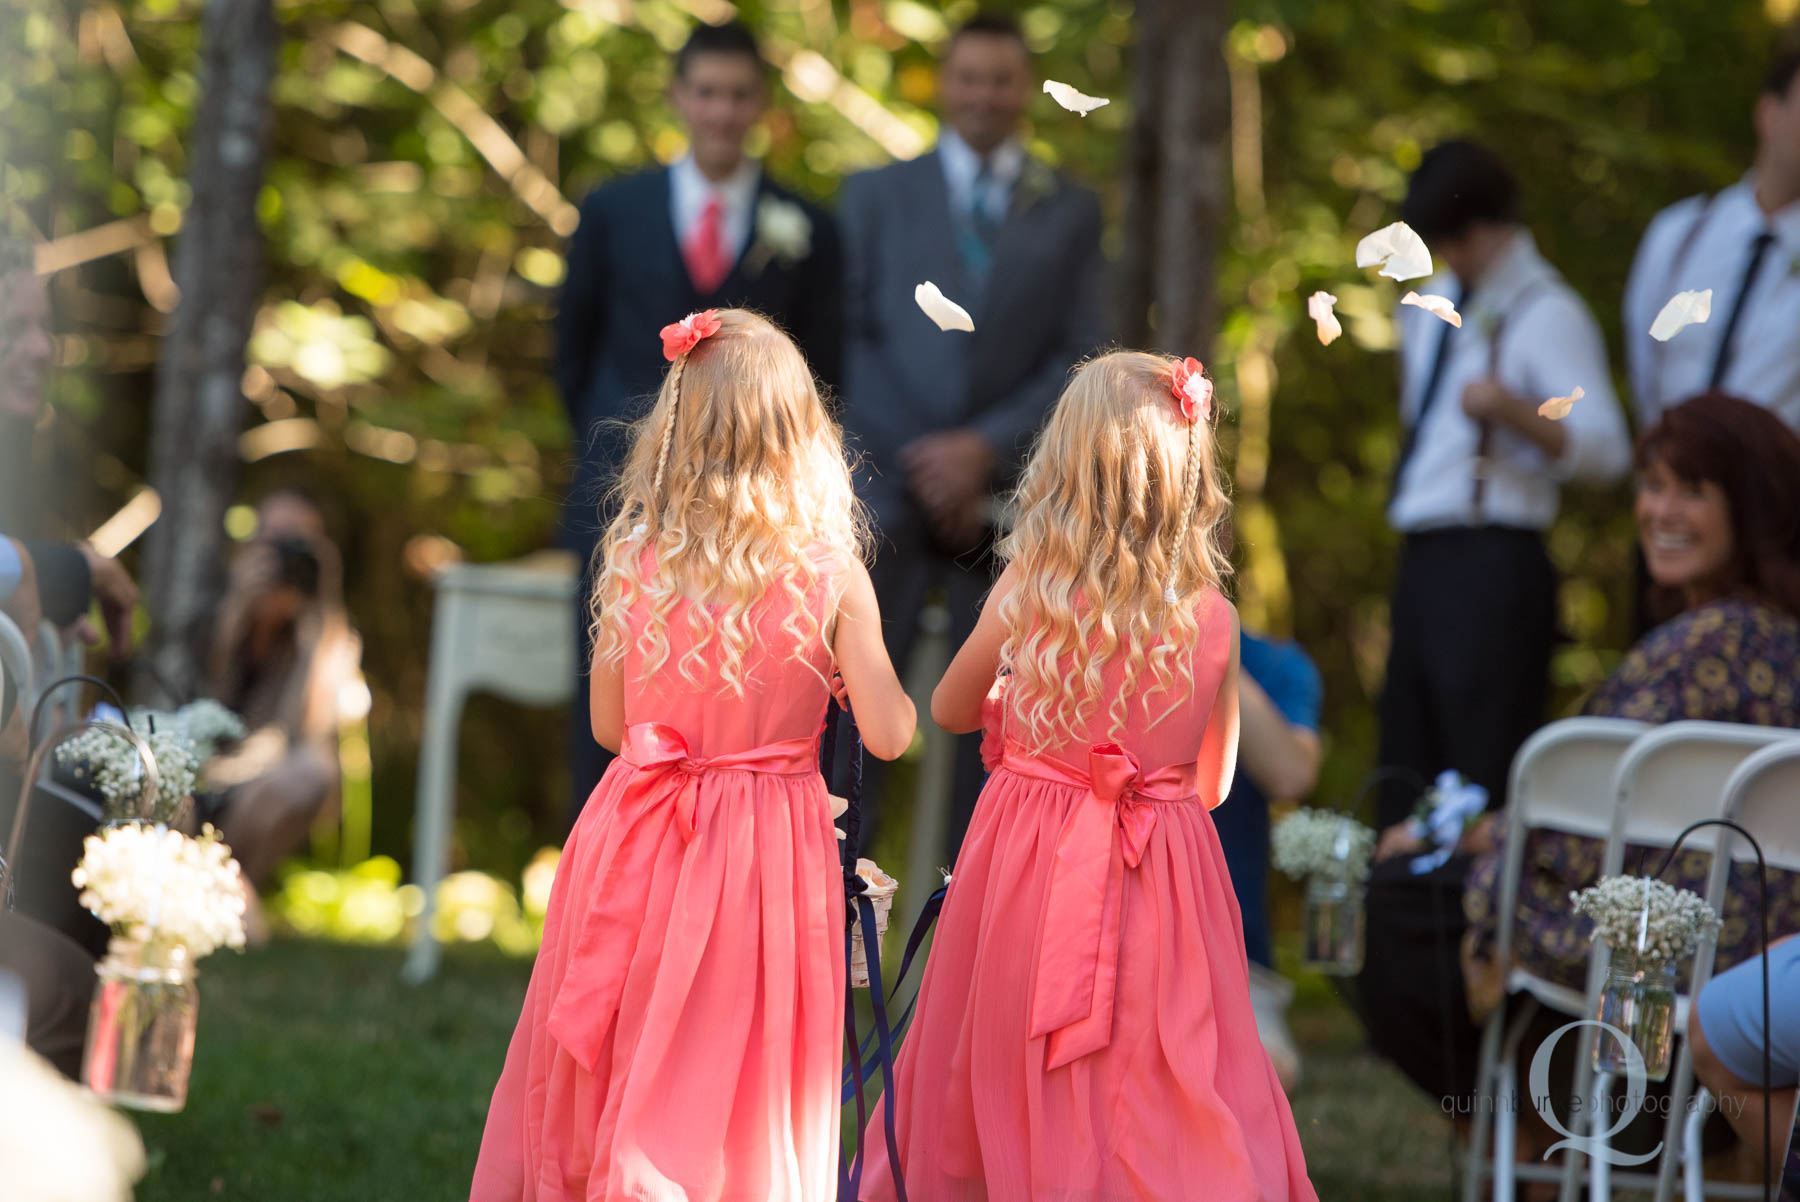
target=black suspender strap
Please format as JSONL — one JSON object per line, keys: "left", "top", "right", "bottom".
{"left": 1471, "top": 281, "right": 1555, "bottom": 515}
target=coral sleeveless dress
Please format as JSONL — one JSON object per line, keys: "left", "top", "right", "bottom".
{"left": 471, "top": 560, "right": 845, "bottom": 1202}
{"left": 859, "top": 589, "right": 1317, "bottom": 1202}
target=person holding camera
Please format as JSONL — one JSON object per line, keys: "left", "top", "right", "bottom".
{"left": 203, "top": 487, "right": 363, "bottom": 890}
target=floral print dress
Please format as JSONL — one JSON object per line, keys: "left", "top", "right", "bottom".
{"left": 1464, "top": 598, "right": 1800, "bottom": 1005}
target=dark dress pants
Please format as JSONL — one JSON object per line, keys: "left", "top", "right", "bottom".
{"left": 853, "top": 513, "right": 997, "bottom": 864}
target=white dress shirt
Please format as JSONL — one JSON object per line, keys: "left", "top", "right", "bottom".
{"left": 668, "top": 154, "right": 761, "bottom": 266}
{"left": 937, "top": 128, "right": 1026, "bottom": 223}
{"left": 1623, "top": 176, "right": 1800, "bottom": 428}
{"left": 1389, "top": 230, "right": 1632, "bottom": 534}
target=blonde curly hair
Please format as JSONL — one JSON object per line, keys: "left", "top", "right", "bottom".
{"left": 589, "top": 309, "right": 866, "bottom": 693}
{"left": 998, "top": 350, "right": 1232, "bottom": 754}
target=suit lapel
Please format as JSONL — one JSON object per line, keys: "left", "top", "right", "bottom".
{"left": 655, "top": 167, "right": 702, "bottom": 310}
{"left": 711, "top": 173, "right": 770, "bottom": 299}
{"left": 914, "top": 153, "right": 971, "bottom": 301}
{"left": 974, "top": 158, "right": 1058, "bottom": 327}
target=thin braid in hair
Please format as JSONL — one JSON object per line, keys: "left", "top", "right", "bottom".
{"left": 1163, "top": 415, "right": 1202, "bottom": 604}
{"left": 648, "top": 354, "right": 687, "bottom": 521}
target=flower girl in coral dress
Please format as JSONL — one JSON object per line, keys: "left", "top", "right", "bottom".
{"left": 860, "top": 351, "right": 1318, "bottom": 1202}
{"left": 471, "top": 308, "right": 916, "bottom": 1202}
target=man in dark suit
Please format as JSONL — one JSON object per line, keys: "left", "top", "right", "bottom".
{"left": 555, "top": 21, "right": 842, "bottom": 820}
{"left": 838, "top": 11, "right": 1105, "bottom": 855}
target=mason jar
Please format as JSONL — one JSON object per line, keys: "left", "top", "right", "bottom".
{"left": 1301, "top": 872, "right": 1365, "bottom": 976}
{"left": 1593, "top": 947, "right": 1678, "bottom": 1082}
{"left": 82, "top": 937, "right": 200, "bottom": 1112}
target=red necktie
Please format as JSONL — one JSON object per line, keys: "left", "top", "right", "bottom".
{"left": 683, "top": 195, "right": 729, "bottom": 295}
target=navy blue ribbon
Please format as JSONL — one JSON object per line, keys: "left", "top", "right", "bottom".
{"left": 826, "top": 702, "right": 912, "bottom": 1202}
{"left": 841, "top": 883, "right": 947, "bottom": 1091}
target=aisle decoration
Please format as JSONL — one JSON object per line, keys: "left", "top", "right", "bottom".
{"left": 72, "top": 822, "right": 248, "bottom": 1111}
{"left": 1273, "top": 806, "right": 1375, "bottom": 974}
{"left": 1571, "top": 874, "right": 1721, "bottom": 1081}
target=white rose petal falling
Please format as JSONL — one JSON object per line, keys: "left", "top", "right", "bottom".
{"left": 1355, "top": 221, "right": 1434, "bottom": 282}
{"left": 1401, "top": 290, "right": 1463, "bottom": 328}
{"left": 1307, "top": 290, "right": 1343, "bottom": 346}
{"left": 1043, "top": 80, "right": 1110, "bottom": 116}
{"left": 915, "top": 281, "right": 976, "bottom": 333}
{"left": 1649, "top": 288, "right": 1713, "bottom": 342}
{"left": 1538, "top": 385, "right": 1585, "bottom": 421}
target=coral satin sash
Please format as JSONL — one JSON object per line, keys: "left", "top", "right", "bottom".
{"left": 546, "top": 722, "right": 820, "bottom": 1072}
{"left": 1001, "top": 740, "right": 1200, "bottom": 1070}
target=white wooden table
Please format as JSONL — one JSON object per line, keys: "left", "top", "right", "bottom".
{"left": 399, "top": 555, "right": 957, "bottom": 989}
{"left": 403, "top": 557, "right": 577, "bottom": 983}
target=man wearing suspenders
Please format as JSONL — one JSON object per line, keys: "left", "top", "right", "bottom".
{"left": 1376, "top": 141, "right": 1632, "bottom": 829}
{"left": 1624, "top": 47, "right": 1800, "bottom": 431}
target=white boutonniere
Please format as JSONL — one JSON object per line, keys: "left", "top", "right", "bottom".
{"left": 744, "top": 196, "right": 812, "bottom": 276}
{"left": 1013, "top": 158, "right": 1057, "bottom": 213}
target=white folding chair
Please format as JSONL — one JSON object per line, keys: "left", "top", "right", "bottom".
{"left": 35, "top": 621, "right": 84, "bottom": 729}
{"left": 0, "top": 967, "right": 25, "bottom": 1046}
{"left": 1652, "top": 737, "right": 1800, "bottom": 1202}
{"left": 1465, "top": 717, "right": 1648, "bottom": 1202}
{"left": 1562, "top": 721, "right": 1794, "bottom": 1202}
{"left": 0, "top": 612, "right": 32, "bottom": 717}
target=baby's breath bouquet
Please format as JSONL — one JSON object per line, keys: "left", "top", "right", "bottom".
{"left": 55, "top": 726, "right": 197, "bottom": 824}
{"left": 1570, "top": 875, "right": 1721, "bottom": 962}
{"left": 1275, "top": 807, "right": 1375, "bottom": 975}
{"left": 130, "top": 699, "right": 247, "bottom": 762}
{"left": 55, "top": 699, "right": 245, "bottom": 823}
{"left": 71, "top": 823, "right": 247, "bottom": 959}
{"left": 1573, "top": 875, "right": 1717, "bottom": 1082}
{"left": 71, "top": 823, "right": 247, "bottom": 1112}
{"left": 1272, "top": 807, "right": 1376, "bottom": 883}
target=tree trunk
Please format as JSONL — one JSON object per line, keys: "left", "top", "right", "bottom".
{"left": 138, "top": 0, "right": 278, "bottom": 704}
{"left": 1121, "top": 0, "right": 1231, "bottom": 356}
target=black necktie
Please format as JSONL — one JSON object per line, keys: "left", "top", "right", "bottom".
{"left": 1707, "top": 230, "right": 1776, "bottom": 390}
{"left": 1391, "top": 281, "right": 1466, "bottom": 499}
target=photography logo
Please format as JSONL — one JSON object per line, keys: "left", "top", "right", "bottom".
{"left": 1528, "top": 1018, "right": 1662, "bottom": 1167}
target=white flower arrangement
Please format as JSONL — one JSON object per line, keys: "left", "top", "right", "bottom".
{"left": 1570, "top": 874, "right": 1721, "bottom": 962}
{"left": 755, "top": 196, "right": 811, "bottom": 261}
{"left": 56, "top": 726, "right": 199, "bottom": 824}
{"left": 1272, "top": 807, "right": 1376, "bottom": 883}
{"left": 71, "top": 824, "right": 247, "bottom": 960}
{"left": 130, "top": 699, "right": 247, "bottom": 762}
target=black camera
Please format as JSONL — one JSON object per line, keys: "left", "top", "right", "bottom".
{"left": 271, "top": 536, "right": 321, "bottom": 597}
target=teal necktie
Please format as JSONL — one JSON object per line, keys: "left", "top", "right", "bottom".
{"left": 957, "top": 161, "right": 999, "bottom": 283}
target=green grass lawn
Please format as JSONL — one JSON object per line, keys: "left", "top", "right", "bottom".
{"left": 128, "top": 937, "right": 1457, "bottom": 1201}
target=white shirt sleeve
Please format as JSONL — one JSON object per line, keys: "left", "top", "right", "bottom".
{"left": 1515, "top": 292, "right": 1632, "bottom": 485}
{"left": 1622, "top": 197, "right": 1705, "bottom": 429}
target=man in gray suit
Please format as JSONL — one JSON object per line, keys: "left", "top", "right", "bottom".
{"left": 838, "top": 11, "right": 1105, "bottom": 855}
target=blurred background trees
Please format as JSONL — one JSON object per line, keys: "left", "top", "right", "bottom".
{"left": 4, "top": 0, "right": 1794, "bottom": 884}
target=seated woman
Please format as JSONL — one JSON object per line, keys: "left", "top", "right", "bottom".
{"left": 1463, "top": 392, "right": 1800, "bottom": 1015}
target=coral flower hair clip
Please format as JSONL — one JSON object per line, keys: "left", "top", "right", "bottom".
{"left": 1169, "top": 356, "right": 1214, "bottom": 423}
{"left": 660, "top": 309, "right": 722, "bottom": 361}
